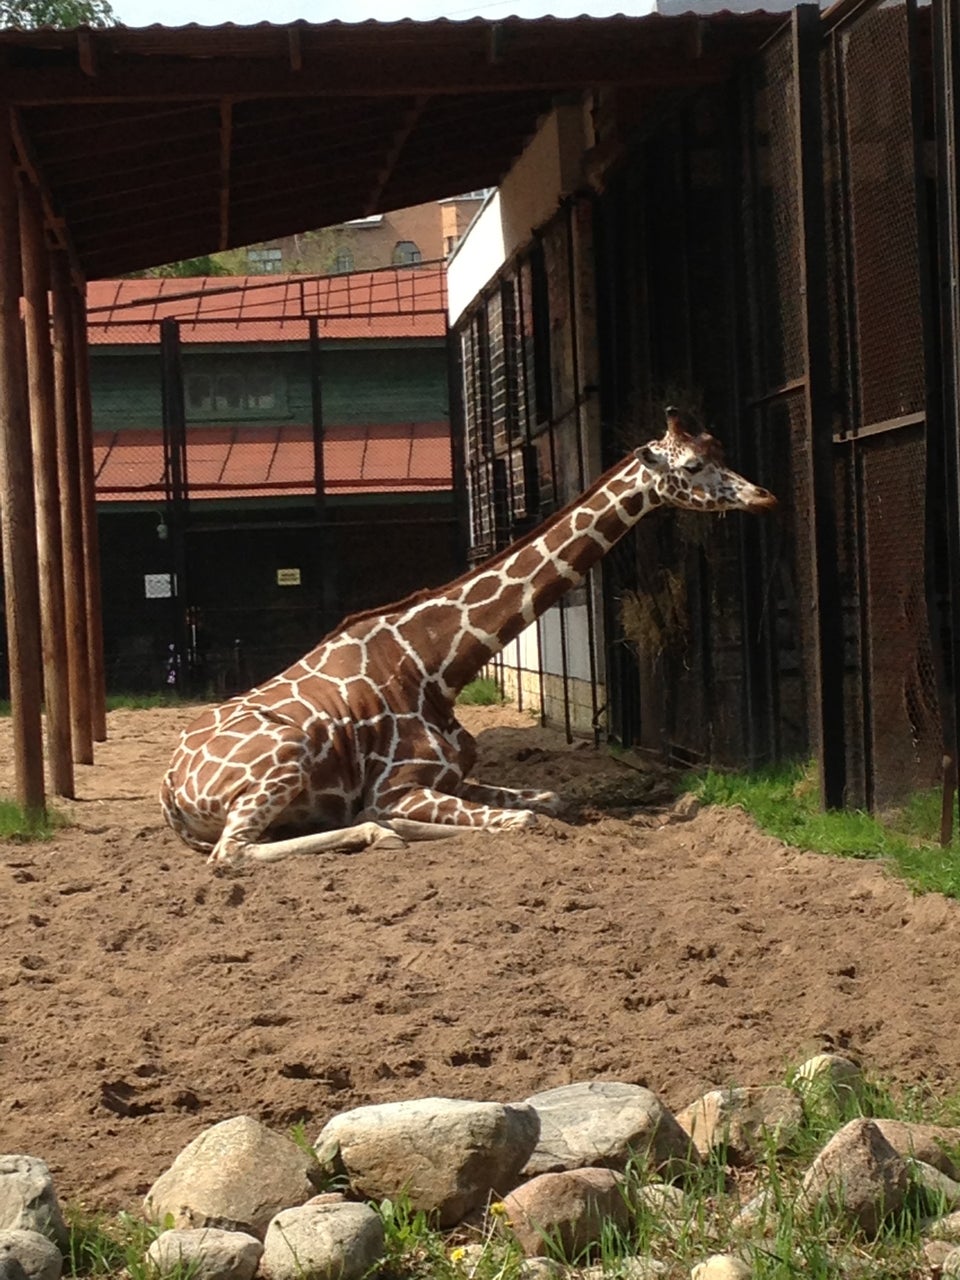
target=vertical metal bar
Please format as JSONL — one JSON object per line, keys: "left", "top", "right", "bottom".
{"left": 565, "top": 199, "right": 602, "bottom": 744}
{"left": 309, "top": 316, "right": 326, "bottom": 516}
{"left": 72, "top": 283, "right": 107, "bottom": 742}
{"left": 18, "top": 177, "right": 73, "bottom": 797}
{"left": 830, "top": 23, "right": 873, "bottom": 808}
{"left": 51, "top": 248, "right": 93, "bottom": 765}
{"left": 933, "top": 0, "right": 960, "bottom": 839}
{"left": 794, "top": 3, "right": 847, "bottom": 807}
{"left": 446, "top": 320, "right": 470, "bottom": 566}
{"left": 0, "top": 107, "right": 45, "bottom": 816}
{"left": 160, "top": 317, "right": 189, "bottom": 691}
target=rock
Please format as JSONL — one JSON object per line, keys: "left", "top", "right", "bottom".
{"left": 521, "top": 1082, "right": 695, "bottom": 1178}
{"left": 579, "top": 1258, "right": 667, "bottom": 1279}
{"left": 730, "top": 1188, "right": 776, "bottom": 1231}
{"left": 144, "top": 1115, "right": 317, "bottom": 1238}
{"left": 146, "top": 1228, "right": 263, "bottom": 1280}
{"left": 315, "top": 1097, "right": 538, "bottom": 1227}
{"left": 518, "top": 1259, "right": 566, "bottom": 1280}
{"left": 637, "top": 1183, "right": 685, "bottom": 1218}
{"left": 500, "top": 1167, "right": 630, "bottom": 1258}
{"left": 923, "top": 1239, "right": 956, "bottom": 1269}
{"left": 690, "top": 1256, "right": 751, "bottom": 1280}
{"left": 0, "top": 1229, "right": 62, "bottom": 1280}
{"left": 874, "top": 1121, "right": 960, "bottom": 1180}
{"left": 910, "top": 1160, "right": 960, "bottom": 1210}
{"left": 925, "top": 1208, "right": 960, "bottom": 1240}
{"left": 670, "top": 793, "right": 700, "bottom": 821}
{"left": 260, "top": 1202, "right": 384, "bottom": 1280}
{"left": 0, "top": 1158, "right": 67, "bottom": 1248}
{"left": 791, "top": 1054, "right": 864, "bottom": 1103}
{"left": 799, "top": 1118, "right": 910, "bottom": 1237}
{"left": 675, "top": 1087, "right": 802, "bottom": 1165}
{"left": 945, "top": 1245, "right": 960, "bottom": 1279}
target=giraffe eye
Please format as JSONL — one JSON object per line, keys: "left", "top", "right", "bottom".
{"left": 683, "top": 458, "right": 703, "bottom": 473}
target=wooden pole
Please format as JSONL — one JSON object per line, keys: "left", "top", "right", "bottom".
{"left": 72, "top": 284, "right": 107, "bottom": 742}
{"left": 18, "top": 178, "right": 74, "bottom": 797}
{"left": 50, "top": 248, "right": 93, "bottom": 766}
{"left": 0, "top": 109, "right": 46, "bottom": 817}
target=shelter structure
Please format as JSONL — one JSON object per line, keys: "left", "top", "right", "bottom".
{"left": 3, "top": 5, "right": 960, "bottom": 832}
{"left": 0, "top": 12, "right": 781, "bottom": 816}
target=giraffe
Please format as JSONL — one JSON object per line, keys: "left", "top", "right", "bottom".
{"left": 160, "top": 408, "right": 776, "bottom": 864}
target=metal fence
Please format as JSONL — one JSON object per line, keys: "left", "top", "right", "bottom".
{"left": 456, "top": 0, "right": 960, "bottom": 815}
{"left": 85, "top": 271, "right": 459, "bottom": 696}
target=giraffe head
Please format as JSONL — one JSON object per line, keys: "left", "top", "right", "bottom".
{"left": 636, "top": 407, "right": 777, "bottom": 513}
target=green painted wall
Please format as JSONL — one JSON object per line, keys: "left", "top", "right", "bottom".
{"left": 89, "top": 341, "right": 448, "bottom": 430}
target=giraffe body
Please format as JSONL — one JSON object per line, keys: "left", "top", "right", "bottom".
{"left": 161, "top": 410, "right": 776, "bottom": 864}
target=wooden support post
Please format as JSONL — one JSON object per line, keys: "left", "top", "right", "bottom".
{"left": 72, "top": 284, "right": 107, "bottom": 742}
{"left": 0, "top": 109, "right": 45, "bottom": 817}
{"left": 18, "top": 178, "right": 74, "bottom": 798}
{"left": 50, "top": 248, "right": 93, "bottom": 766}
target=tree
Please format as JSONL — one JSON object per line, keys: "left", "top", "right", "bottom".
{"left": 1, "top": 0, "right": 116, "bottom": 27}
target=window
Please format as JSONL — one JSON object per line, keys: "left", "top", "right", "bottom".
{"left": 246, "top": 246, "right": 283, "bottom": 273}
{"left": 393, "top": 240, "right": 422, "bottom": 266}
{"left": 334, "top": 247, "right": 355, "bottom": 274}
{"left": 184, "top": 366, "right": 280, "bottom": 419}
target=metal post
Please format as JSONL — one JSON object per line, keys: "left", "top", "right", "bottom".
{"left": 932, "top": 0, "right": 960, "bottom": 841}
{"left": 160, "top": 317, "right": 189, "bottom": 689}
{"left": 0, "top": 107, "right": 45, "bottom": 816}
{"left": 72, "top": 283, "right": 107, "bottom": 741}
{"left": 794, "top": 4, "right": 847, "bottom": 807}
{"left": 51, "top": 248, "right": 93, "bottom": 765}
{"left": 18, "top": 177, "right": 73, "bottom": 797}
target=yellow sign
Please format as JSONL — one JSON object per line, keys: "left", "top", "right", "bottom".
{"left": 276, "top": 568, "right": 301, "bottom": 587}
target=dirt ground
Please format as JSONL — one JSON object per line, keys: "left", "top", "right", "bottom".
{"left": 2, "top": 701, "right": 960, "bottom": 1212}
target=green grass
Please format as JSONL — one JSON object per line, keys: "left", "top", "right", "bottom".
{"left": 0, "top": 797, "right": 68, "bottom": 841}
{"left": 105, "top": 691, "right": 199, "bottom": 711}
{"left": 684, "top": 761, "right": 960, "bottom": 900}
{"left": 456, "top": 678, "right": 504, "bottom": 707}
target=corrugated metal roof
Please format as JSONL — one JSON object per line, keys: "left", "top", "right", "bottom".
{"left": 92, "top": 421, "right": 452, "bottom": 499}
{"left": 2, "top": 12, "right": 785, "bottom": 280}
{"left": 86, "top": 268, "right": 448, "bottom": 342}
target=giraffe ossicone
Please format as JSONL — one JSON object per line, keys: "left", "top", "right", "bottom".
{"left": 160, "top": 408, "right": 776, "bottom": 865}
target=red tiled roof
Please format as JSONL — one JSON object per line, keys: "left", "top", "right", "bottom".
{"left": 86, "top": 268, "right": 448, "bottom": 344}
{"left": 93, "top": 422, "right": 452, "bottom": 500}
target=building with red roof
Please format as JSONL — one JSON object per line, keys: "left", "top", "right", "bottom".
{"left": 87, "top": 266, "right": 461, "bottom": 694}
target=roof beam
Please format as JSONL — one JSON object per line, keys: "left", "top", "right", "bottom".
{"left": 4, "top": 50, "right": 727, "bottom": 104}
{"left": 364, "top": 94, "right": 428, "bottom": 217}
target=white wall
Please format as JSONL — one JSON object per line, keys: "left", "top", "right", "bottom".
{"left": 447, "top": 102, "right": 592, "bottom": 326}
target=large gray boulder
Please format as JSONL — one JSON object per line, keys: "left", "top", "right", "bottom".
{"left": 0, "top": 1158, "right": 67, "bottom": 1248}
{"left": 144, "top": 1116, "right": 317, "bottom": 1238}
{"left": 146, "top": 1228, "right": 263, "bottom": 1280}
{"left": 0, "top": 1229, "right": 62, "bottom": 1280}
{"left": 521, "top": 1082, "right": 694, "bottom": 1178}
{"left": 500, "top": 1167, "right": 630, "bottom": 1258}
{"left": 260, "top": 1202, "right": 384, "bottom": 1280}
{"left": 315, "top": 1097, "right": 539, "bottom": 1226}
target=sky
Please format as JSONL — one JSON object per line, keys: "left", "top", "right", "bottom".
{"left": 113, "top": 0, "right": 656, "bottom": 29}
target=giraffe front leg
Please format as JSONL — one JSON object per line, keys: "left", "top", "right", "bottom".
{"left": 458, "top": 780, "right": 563, "bottom": 816}
{"left": 371, "top": 786, "right": 540, "bottom": 839}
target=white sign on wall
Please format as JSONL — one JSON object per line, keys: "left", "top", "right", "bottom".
{"left": 144, "top": 573, "right": 174, "bottom": 599}
{"left": 277, "top": 568, "right": 301, "bottom": 587}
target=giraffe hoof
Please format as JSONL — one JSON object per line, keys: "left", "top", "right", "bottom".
{"left": 502, "top": 809, "right": 538, "bottom": 830}
{"left": 529, "top": 790, "right": 563, "bottom": 816}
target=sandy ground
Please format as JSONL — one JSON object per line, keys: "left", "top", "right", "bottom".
{"left": 2, "top": 701, "right": 960, "bottom": 1211}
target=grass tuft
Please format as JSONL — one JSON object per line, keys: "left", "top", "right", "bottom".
{"left": 684, "top": 761, "right": 960, "bottom": 899}
{"left": 0, "top": 797, "right": 68, "bottom": 842}
{"left": 456, "top": 679, "right": 504, "bottom": 707}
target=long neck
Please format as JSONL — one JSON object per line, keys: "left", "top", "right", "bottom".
{"left": 386, "top": 452, "right": 658, "bottom": 695}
